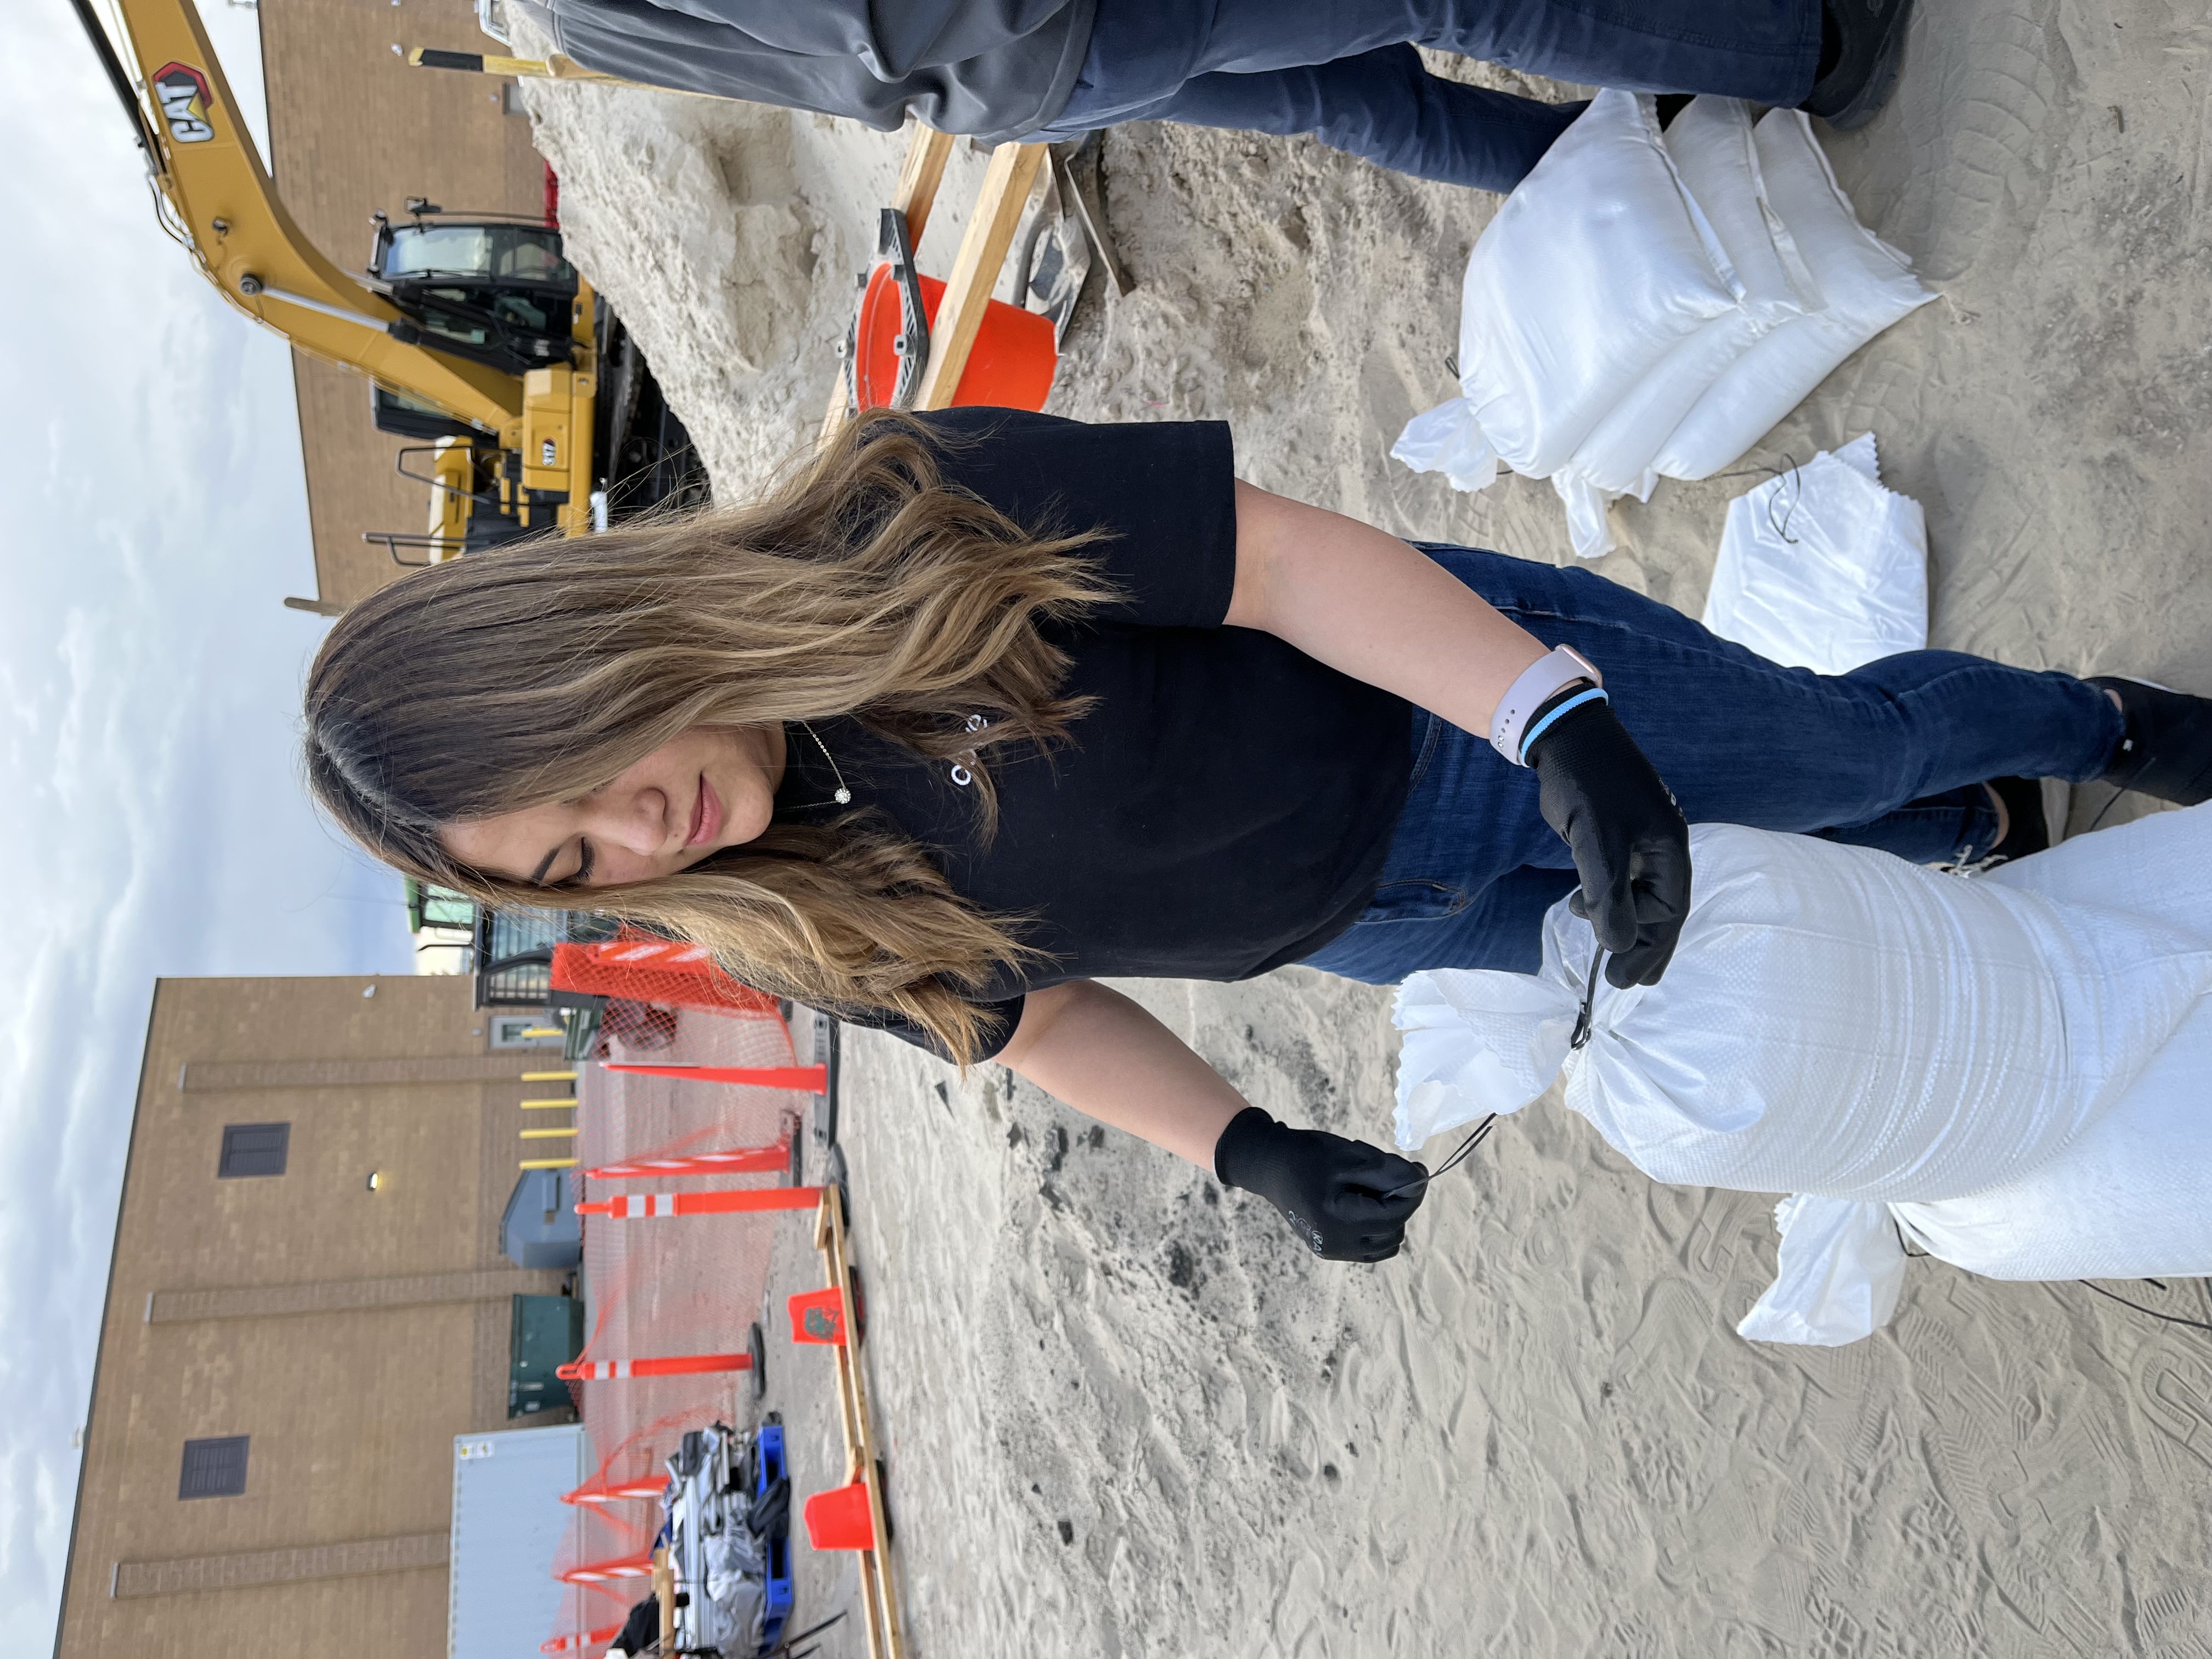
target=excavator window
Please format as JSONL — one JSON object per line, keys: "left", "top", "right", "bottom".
{"left": 375, "top": 223, "right": 575, "bottom": 290}
{"left": 371, "top": 386, "right": 492, "bottom": 443}
{"left": 369, "top": 220, "right": 580, "bottom": 374}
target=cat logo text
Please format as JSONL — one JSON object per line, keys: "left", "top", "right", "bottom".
{"left": 153, "top": 63, "right": 215, "bottom": 144}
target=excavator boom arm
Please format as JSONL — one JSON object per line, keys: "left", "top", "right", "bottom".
{"left": 79, "top": 0, "right": 523, "bottom": 433}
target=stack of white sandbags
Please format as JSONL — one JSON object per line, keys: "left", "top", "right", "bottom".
{"left": 1392, "top": 91, "right": 1934, "bottom": 558}
{"left": 1391, "top": 811, "right": 2212, "bottom": 1346}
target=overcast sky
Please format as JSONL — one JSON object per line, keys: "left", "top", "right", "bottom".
{"left": 3, "top": 1, "right": 416, "bottom": 1633}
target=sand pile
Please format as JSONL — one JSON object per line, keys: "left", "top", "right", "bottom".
{"left": 524, "top": 5, "right": 2212, "bottom": 1650}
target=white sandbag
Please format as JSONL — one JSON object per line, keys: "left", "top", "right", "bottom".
{"left": 1394, "top": 825, "right": 2211, "bottom": 1192}
{"left": 1663, "top": 97, "right": 1816, "bottom": 323}
{"left": 1389, "top": 396, "right": 1498, "bottom": 492}
{"left": 1392, "top": 820, "right": 2212, "bottom": 1344}
{"left": 1701, "top": 433, "right": 1928, "bottom": 674}
{"left": 1547, "top": 98, "right": 1816, "bottom": 557}
{"left": 1549, "top": 470, "right": 1647, "bottom": 562}
{"left": 1889, "top": 803, "right": 2212, "bottom": 1281}
{"left": 1652, "top": 111, "right": 1936, "bottom": 482}
{"left": 1452, "top": 90, "right": 1740, "bottom": 479}
{"left": 1890, "top": 998, "right": 2212, "bottom": 1281}
{"left": 1737, "top": 1197, "right": 1907, "bottom": 1346}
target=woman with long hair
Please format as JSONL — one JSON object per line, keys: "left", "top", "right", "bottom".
{"left": 306, "top": 409, "right": 2212, "bottom": 1261}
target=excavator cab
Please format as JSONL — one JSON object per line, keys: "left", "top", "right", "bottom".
{"left": 366, "top": 213, "right": 580, "bottom": 377}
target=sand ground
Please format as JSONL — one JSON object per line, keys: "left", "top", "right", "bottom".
{"left": 523, "top": 2, "right": 2212, "bottom": 1650}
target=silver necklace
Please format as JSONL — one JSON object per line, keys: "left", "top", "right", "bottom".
{"left": 793, "top": 720, "right": 853, "bottom": 808}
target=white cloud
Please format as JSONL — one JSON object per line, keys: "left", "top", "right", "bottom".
{"left": 0, "top": 1, "right": 413, "bottom": 1630}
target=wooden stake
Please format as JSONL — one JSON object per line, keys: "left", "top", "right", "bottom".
{"left": 893, "top": 126, "right": 957, "bottom": 255}
{"left": 912, "top": 143, "right": 1046, "bottom": 411}
{"left": 653, "top": 1547, "right": 676, "bottom": 1655}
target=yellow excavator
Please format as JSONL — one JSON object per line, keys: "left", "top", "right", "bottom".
{"left": 71, "top": 0, "right": 702, "bottom": 571}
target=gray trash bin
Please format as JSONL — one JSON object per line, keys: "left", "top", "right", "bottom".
{"left": 501, "top": 1167, "right": 582, "bottom": 1271}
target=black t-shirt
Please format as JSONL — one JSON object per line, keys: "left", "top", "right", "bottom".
{"left": 772, "top": 409, "right": 1412, "bottom": 1056}
{"left": 612, "top": 1595, "right": 658, "bottom": 1656}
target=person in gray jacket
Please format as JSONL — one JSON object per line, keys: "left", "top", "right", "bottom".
{"left": 514, "top": 0, "right": 1912, "bottom": 196}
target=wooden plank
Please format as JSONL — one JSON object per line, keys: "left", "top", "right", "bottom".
{"left": 812, "top": 1184, "right": 909, "bottom": 1659}
{"left": 652, "top": 1547, "right": 675, "bottom": 1652}
{"left": 893, "top": 127, "right": 957, "bottom": 255}
{"left": 911, "top": 142, "right": 1046, "bottom": 411}
{"left": 819, "top": 125, "right": 958, "bottom": 451}
{"left": 817, "top": 364, "right": 854, "bottom": 452}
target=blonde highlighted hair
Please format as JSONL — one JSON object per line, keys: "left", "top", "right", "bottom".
{"left": 305, "top": 411, "right": 1111, "bottom": 1060}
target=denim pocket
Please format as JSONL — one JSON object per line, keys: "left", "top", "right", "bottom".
{"left": 1358, "top": 879, "right": 1470, "bottom": 923}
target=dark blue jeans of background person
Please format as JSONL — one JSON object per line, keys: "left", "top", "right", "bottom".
{"left": 1299, "top": 544, "right": 2126, "bottom": 983}
{"left": 1030, "top": 0, "right": 1824, "bottom": 192}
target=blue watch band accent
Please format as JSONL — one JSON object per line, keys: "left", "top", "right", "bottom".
{"left": 1517, "top": 686, "right": 1609, "bottom": 764}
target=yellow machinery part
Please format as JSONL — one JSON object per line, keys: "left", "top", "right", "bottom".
{"left": 522, "top": 365, "right": 575, "bottom": 500}
{"left": 522, "top": 280, "right": 600, "bottom": 535}
{"left": 113, "top": 0, "right": 521, "bottom": 435}
{"left": 424, "top": 438, "right": 475, "bottom": 560}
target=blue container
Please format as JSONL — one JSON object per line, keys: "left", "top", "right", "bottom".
{"left": 754, "top": 1421, "right": 794, "bottom": 1653}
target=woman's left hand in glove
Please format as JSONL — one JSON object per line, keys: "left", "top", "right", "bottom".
{"left": 1525, "top": 697, "right": 1692, "bottom": 988}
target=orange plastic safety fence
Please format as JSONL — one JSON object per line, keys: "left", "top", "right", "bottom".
{"left": 546, "top": 1000, "right": 816, "bottom": 1654}
{"left": 551, "top": 938, "right": 784, "bottom": 1016}
{"left": 559, "top": 1551, "right": 656, "bottom": 1586}
{"left": 541, "top": 1623, "right": 624, "bottom": 1654}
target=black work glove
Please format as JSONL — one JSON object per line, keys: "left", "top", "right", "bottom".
{"left": 1525, "top": 696, "right": 1692, "bottom": 988}
{"left": 1212, "top": 1107, "right": 1429, "bottom": 1262}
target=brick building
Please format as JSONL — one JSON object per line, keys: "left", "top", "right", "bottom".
{"left": 52, "top": 974, "right": 574, "bottom": 1656}
{"left": 259, "top": 0, "right": 546, "bottom": 611}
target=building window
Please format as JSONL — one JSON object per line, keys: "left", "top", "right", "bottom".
{"left": 488, "top": 1015, "right": 565, "bottom": 1051}
{"left": 217, "top": 1123, "right": 289, "bottom": 1179}
{"left": 178, "top": 1436, "right": 250, "bottom": 1499}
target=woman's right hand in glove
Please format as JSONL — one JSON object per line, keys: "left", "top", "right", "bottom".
{"left": 1213, "top": 1107, "right": 1429, "bottom": 1261}
{"left": 993, "top": 982, "right": 1429, "bottom": 1262}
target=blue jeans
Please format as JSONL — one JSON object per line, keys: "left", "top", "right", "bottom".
{"left": 1300, "top": 546, "right": 2124, "bottom": 982}
{"left": 1034, "top": 0, "right": 1822, "bottom": 191}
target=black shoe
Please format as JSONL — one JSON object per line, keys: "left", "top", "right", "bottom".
{"left": 2090, "top": 676, "right": 2212, "bottom": 805}
{"left": 1980, "top": 777, "right": 2054, "bottom": 865}
{"left": 1803, "top": 0, "right": 1915, "bottom": 131}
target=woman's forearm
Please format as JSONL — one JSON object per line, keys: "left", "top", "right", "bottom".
{"left": 1226, "top": 479, "right": 1550, "bottom": 734}
{"left": 995, "top": 980, "right": 1248, "bottom": 1169}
